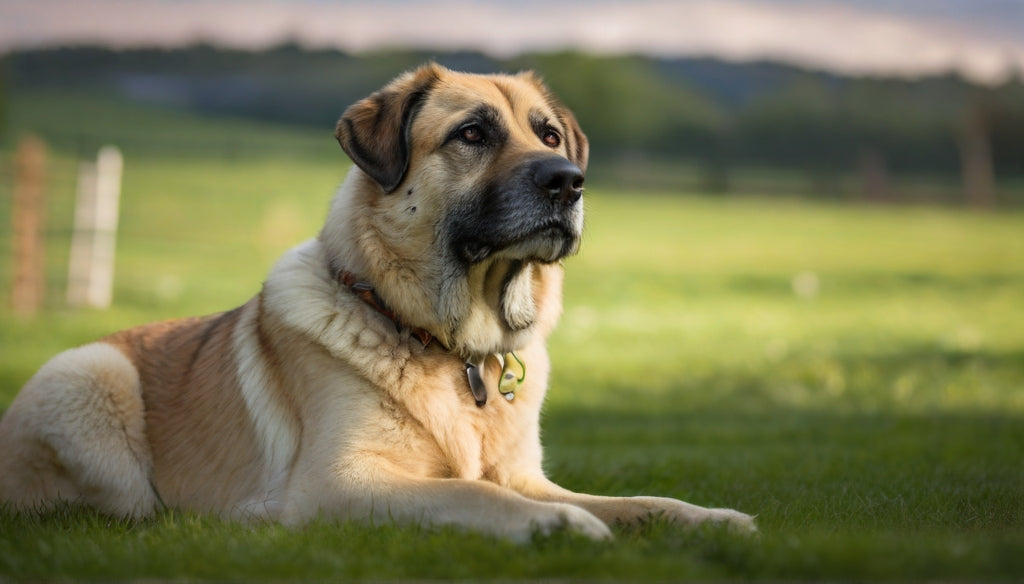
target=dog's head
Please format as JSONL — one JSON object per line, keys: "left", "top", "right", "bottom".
{"left": 324, "top": 63, "right": 588, "bottom": 358}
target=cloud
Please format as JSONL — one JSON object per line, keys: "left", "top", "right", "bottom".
{"left": 2, "top": 0, "right": 1022, "bottom": 82}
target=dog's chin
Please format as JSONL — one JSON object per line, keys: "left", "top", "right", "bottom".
{"left": 462, "top": 225, "right": 581, "bottom": 265}
{"left": 499, "top": 227, "right": 580, "bottom": 263}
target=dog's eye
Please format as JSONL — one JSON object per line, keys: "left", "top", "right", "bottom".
{"left": 460, "top": 125, "right": 484, "bottom": 144}
{"left": 541, "top": 129, "right": 561, "bottom": 148}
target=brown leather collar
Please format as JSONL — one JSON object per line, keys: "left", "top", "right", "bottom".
{"left": 336, "top": 269, "right": 436, "bottom": 348}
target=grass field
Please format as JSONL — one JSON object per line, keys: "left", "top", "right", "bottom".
{"left": 1, "top": 98, "right": 1023, "bottom": 579}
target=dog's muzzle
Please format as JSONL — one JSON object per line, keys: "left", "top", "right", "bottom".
{"left": 450, "top": 154, "right": 585, "bottom": 265}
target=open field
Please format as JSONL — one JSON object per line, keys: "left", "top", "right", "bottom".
{"left": 1, "top": 101, "right": 1023, "bottom": 579}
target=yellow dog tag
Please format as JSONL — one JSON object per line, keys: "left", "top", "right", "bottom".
{"left": 498, "top": 352, "right": 526, "bottom": 401}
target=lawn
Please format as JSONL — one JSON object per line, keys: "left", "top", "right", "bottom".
{"left": 1, "top": 112, "right": 1023, "bottom": 579}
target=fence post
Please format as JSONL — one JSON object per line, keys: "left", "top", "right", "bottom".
{"left": 958, "top": 100, "right": 996, "bottom": 210}
{"left": 858, "top": 148, "right": 889, "bottom": 203}
{"left": 11, "top": 135, "right": 47, "bottom": 317}
{"left": 67, "top": 145, "right": 123, "bottom": 309}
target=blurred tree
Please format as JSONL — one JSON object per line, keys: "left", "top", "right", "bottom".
{"left": 0, "top": 54, "right": 7, "bottom": 137}
{"left": 6, "top": 45, "right": 1024, "bottom": 202}
{"left": 509, "top": 52, "right": 726, "bottom": 160}
{"left": 989, "top": 77, "right": 1024, "bottom": 178}
{"left": 858, "top": 148, "right": 889, "bottom": 202}
{"left": 734, "top": 75, "right": 849, "bottom": 170}
{"left": 958, "top": 95, "right": 996, "bottom": 209}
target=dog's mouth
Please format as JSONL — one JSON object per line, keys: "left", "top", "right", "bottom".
{"left": 459, "top": 218, "right": 581, "bottom": 265}
{"left": 502, "top": 219, "right": 581, "bottom": 263}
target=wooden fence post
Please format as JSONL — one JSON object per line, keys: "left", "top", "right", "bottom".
{"left": 958, "top": 99, "right": 996, "bottom": 210}
{"left": 11, "top": 135, "right": 47, "bottom": 317}
{"left": 67, "top": 145, "right": 123, "bottom": 309}
{"left": 858, "top": 148, "right": 889, "bottom": 203}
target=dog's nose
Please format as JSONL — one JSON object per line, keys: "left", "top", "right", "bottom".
{"left": 532, "top": 157, "right": 584, "bottom": 205}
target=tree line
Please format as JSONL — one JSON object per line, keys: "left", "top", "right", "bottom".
{"left": 4, "top": 45, "right": 1023, "bottom": 203}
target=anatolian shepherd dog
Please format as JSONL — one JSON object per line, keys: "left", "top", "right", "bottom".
{"left": 0, "top": 64, "right": 755, "bottom": 541}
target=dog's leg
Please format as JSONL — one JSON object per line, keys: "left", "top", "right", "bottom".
{"left": 508, "top": 475, "right": 757, "bottom": 534}
{"left": 281, "top": 468, "right": 612, "bottom": 542}
{"left": 0, "top": 343, "right": 157, "bottom": 517}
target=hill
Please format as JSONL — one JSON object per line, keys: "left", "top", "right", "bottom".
{"left": 3, "top": 45, "right": 1024, "bottom": 202}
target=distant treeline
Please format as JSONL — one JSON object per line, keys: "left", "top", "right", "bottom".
{"left": 3, "top": 44, "right": 1024, "bottom": 193}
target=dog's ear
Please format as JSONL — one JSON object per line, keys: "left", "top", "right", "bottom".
{"left": 559, "top": 107, "right": 589, "bottom": 175}
{"left": 336, "top": 64, "right": 442, "bottom": 193}
{"left": 520, "top": 71, "right": 590, "bottom": 174}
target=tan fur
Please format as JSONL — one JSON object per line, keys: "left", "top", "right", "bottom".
{"left": 0, "top": 64, "right": 754, "bottom": 541}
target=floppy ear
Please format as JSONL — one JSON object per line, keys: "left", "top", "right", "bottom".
{"left": 559, "top": 107, "right": 589, "bottom": 175}
{"left": 519, "top": 71, "right": 589, "bottom": 174}
{"left": 336, "top": 64, "right": 442, "bottom": 193}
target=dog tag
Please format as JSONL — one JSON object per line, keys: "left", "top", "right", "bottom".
{"left": 498, "top": 351, "right": 525, "bottom": 401}
{"left": 466, "top": 360, "right": 488, "bottom": 407}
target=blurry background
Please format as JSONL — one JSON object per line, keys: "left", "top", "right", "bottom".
{"left": 3, "top": 0, "right": 1024, "bottom": 203}
{"left": 1, "top": 2, "right": 1023, "bottom": 578}
{"left": 1, "top": 0, "right": 1023, "bottom": 406}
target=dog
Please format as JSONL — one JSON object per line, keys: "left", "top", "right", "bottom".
{"left": 0, "top": 64, "right": 755, "bottom": 541}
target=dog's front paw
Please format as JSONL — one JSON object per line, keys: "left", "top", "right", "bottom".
{"left": 530, "top": 502, "right": 613, "bottom": 542}
{"left": 703, "top": 507, "right": 758, "bottom": 535}
{"left": 632, "top": 496, "right": 757, "bottom": 534}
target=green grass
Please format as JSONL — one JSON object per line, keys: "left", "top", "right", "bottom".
{"left": 1, "top": 98, "right": 1023, "bottom": 579}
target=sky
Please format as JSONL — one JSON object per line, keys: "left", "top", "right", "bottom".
{"left": 2, "top": 0, "right": 1023, "bottom": 83}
